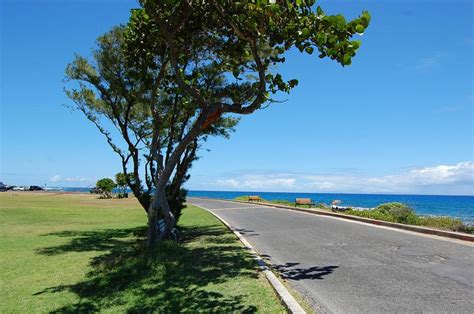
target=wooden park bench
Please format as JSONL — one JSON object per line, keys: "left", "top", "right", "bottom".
{"left": 248, "top": 195, "right": 262, "bottom": 202}
{"left": 295, "top": 198, "right": 315, "bottom": 208}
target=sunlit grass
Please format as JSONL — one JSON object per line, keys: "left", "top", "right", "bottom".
{"left": 0, "top": 192, "right": 284, "bottom": 313}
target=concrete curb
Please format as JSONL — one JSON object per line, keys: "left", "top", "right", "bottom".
{"left": 192, "top": 204, "right": 306, "bottom": 314}
{"left": 230, "top": 199, "right": 474, "bottom": 243}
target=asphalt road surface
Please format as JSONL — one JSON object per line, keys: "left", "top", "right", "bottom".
{"left": 188, "top": 198, "right": 474, "bottom": 313}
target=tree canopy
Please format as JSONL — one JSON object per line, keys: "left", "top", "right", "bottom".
{"left": 96, "top": 178, "right": 116, "bottom": 199}
{"left": 115, "top": 172, "right": 129, "bottom": 197}
{"left": 66, "top": 0, "right": 370, "bottom": 245}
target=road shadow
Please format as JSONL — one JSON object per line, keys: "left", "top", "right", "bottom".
{"left": 258, "top": 253, "right": 338, "bottom": 281}
{"left": 234, "top": 228, "right": 260, "bottom": 237}
{"left": 35, "top": 225, "right": 258, "bottom": 312}
{"left": 273, "top": 262, "right": 338, "bottom": 280}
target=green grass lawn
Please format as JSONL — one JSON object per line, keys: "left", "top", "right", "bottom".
{"left": 0, "top": 192, "right": 285, "bottom": 313}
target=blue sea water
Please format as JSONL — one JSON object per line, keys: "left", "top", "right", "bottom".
{"left": 187, "top": 190, "right": 474, "bottom": 225}
{"left": 49, "top": 187, "right": 474, "bottom": 225}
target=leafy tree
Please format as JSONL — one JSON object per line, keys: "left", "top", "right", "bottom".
{"left": 96, "top": 178, "right": 116, "bottom": 199}
{"left": 115, "top": 172, "right": 129, "bottom": 198}
{"left": 65, "top": 26, "right": 238, "bottom": 244}
{"left": 120, "top": 0, "right": 371, "bottom": 244}
{"left": 68, "top": 1, "right": 370, "bottom": 245}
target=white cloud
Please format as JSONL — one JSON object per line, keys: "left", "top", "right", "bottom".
{"left": 415, "top": 52, "right": 446, "bottom": 70}
{"left": 434, "top": 105, "right": 466, "bottom": 113}
{"left": 50, "top": 175, "right": 61, "bottom": 182}
{"left": 305, "top": 162, "right": 474, "bottom": 194}
{"left": 197, "top": 161, "right": 474, "bottom": 195}
{"left": 216, "top": 174, "right": 296, "bottom": 191}
{"left": 48, "top": 175, "right": 94, "bottom": 185}
{"left": 307, "top": 181, "right": 336, "bottom": 190}
{"left": 64, "top": 177, "right": 89, "bottom": 182}
{"left": 408, "top": 161, "right": 473, "bottom": 184}
{"left": 216, "top": 178, "right": 240, "bottom": 188}
{"left": 435, "top": 95, "right": 473, "bottom": 113}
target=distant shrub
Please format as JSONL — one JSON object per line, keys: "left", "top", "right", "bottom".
{"left": 115, "top": 172, "right": 128, "bottom": 199}
{"left": 96, "top": 178, "right": 115, "bottom": 199}
{"left": 417, "top": 216, "right": 466, "bottom": 232}
{"left": 375, "top": 202, "right": 415, "bottom": 224}
{"left": 347, "top": 202, "right": 469, "bottom": 233}
{"left": 345, "top": 209, "right": 398, "bottom": 222}
{"left": 117, "top": 193, "right": 128, "bottom": 199}
{"left": 271, "top": 200, "right": 294, "bottom": 206}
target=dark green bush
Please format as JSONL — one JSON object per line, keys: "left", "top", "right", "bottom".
{"left": 417, "top": 216, "right": 466, "bottom": 232}
{"left": 117, "top": 193, "right": 129, "bottom": 199}
{"left": 348, "top": 202, "right": 469, "bottom": 233}
{"left": 345, "top": 209, "right": 398, "bottom": 222}
{"left": 96, "top": 178, "right": 115, "bottom": 199}
{"left": 165, "top": 186, "right": 187, "bottom": 224}
{"left": 375, "top": 202, "right": 415, "bottom": 223}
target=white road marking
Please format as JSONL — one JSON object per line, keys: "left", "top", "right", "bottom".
{"left": 212, "top": 206, "right": 266, "bottom": 211}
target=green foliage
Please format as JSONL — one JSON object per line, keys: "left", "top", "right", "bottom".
{"left": 347, "top": 203, "right": 417, "bottom": 224}
{"left": 416, "top": 216, "right": 467, "bottom": 233}
{"left": 65, "top": 26, "right": 241, "bottom": 213}
{"left": 125, "top": 1, "right": 371, "bottom": 110}
{"left": 68, "top": 1, "right": 371, "bottom": 242}
{"left": 165, "top": 185, "right": 187, "bottom": 223}
{"left": 271, "top": 200, "right": 295, "bottom": 206}
{"left": 375, "top": 202, "right": 416, "bottom": 224}
{"left": 346, "top": 202, "right": 470, "bottom": 233}
{"left": 115, "top": 172, "right": 129, "bottom": 198}
{"left": 115, "top": 172, "right": 128, "bottom": 188}
{"left": 464, "top": 225, "right": 474, "bottom": 234}
{"left": 345, "top": 209, "right": 398, "bottom": 223}
{"left": 96, "top": 178, "right": 116, "bottom": 199}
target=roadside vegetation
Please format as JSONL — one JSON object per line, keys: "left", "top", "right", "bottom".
{"left": 0, "top": 192, "right": 285, "bottom": 313}
{"left": 235, "top": 196, "right": 473, "bottom": 234}
{"left": 346, "top": 203, "right": 473, "bottom": 233}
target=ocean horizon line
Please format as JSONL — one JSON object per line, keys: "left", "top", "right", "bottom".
{"left": 187, "top": 189, "right": 474, "bottom": 198}
{"left": 35, "top": 186, "right": 474, "bottom": 198}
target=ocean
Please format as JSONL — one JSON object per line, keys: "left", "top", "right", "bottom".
{"left": 47, "top": 187, "right": 474, "bottom": 225}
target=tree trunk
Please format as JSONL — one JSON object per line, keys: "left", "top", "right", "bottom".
{"left": 157, "top": 189, "right": 175, "bottom": 241}
{"left": 145, "top": 114, "right": 206, "bottom": 246}
{"left": 147, "top": 201, "right": 159, "bottom": 246}
{"left": 146, "top": 188, "right": 175, "bottom": 246}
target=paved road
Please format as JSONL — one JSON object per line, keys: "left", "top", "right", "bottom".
{"left": 188, "top": 198, "right": 474, "bottom": 313}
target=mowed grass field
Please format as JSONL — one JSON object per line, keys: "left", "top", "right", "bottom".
{"left": 0, "top": 192, "right": 285, "bottom": 313}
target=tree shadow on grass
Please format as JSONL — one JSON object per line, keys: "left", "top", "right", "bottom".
{"left": 35, "top": 225, "right": 258, "bottom": 313}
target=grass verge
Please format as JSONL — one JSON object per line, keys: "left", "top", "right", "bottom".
{"left": 0, "top": 192, "right": 285, "bottom": 313}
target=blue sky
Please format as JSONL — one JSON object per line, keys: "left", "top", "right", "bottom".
{"left": 1, "top": 0, "right": 473, "bottom": 195}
